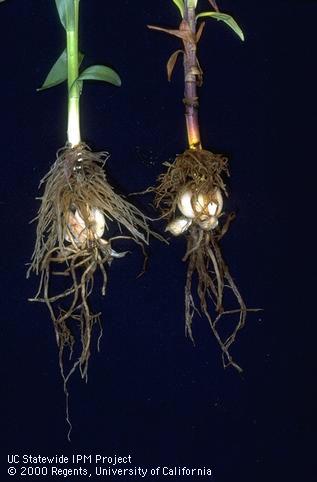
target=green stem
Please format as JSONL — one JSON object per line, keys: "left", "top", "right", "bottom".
{"left": 67, "top": 0, "right": 81, "bottom": 146}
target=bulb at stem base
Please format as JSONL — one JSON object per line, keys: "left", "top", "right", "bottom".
{"left": 65, "top": 207, "right": 105, "bottom": 245}
{"left": 173, "top": 186, "right": 223, "bottom": 235}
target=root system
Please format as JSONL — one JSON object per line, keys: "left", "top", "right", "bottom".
{"left": 154, "top": 148, "right": 252, "bottom": 372}
{"left": 28, "top": 143, "right": 152, "bottom": 435}
{"left": 155, "top": 148, "right": 228, "bottom": 218}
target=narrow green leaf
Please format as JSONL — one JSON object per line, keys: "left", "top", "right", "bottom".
{"left": 55, "top": 0, "right": 76, "bottom": 30}
{"left": 38, "top": 49, "right": 84, "bottom": 91}
{"left": 55, "top": 0, "right": 67, "bottom": 29}
{"left": 196, "top": 11, "right": 245, "bottom": 41}
{"left": 172, "top": 0, "right": 184, "bottom": 18}
{"left": 75, "top": 65, "right": 121, "bottom": 87}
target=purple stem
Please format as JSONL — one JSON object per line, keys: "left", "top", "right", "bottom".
{"left": 183, "top": 1, "right": 201, "bottom": 149}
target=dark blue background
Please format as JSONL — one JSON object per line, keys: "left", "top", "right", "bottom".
{"left": 0, "top": 1, "right": 315, "bottom": 481}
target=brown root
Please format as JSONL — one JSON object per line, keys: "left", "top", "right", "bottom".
{"left": 184, "top": 224, "right": 247, "bottom": 372}
{"left": 154, "top": 148, "right": 253, "bottom": 372}
{"left": 29, "top": 143, "right": 151, "bottom": 275}
{"left": 154, "top": 148, "right": 229, "bottom": 219}
{"left": 27, "top": 143, "right": 154, "bottom": 438}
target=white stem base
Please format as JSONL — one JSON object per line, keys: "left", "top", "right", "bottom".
{"left": 67, "top": 96, "right": 81, "bottom": 147}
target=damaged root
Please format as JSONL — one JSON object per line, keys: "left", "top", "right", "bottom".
{"left": 184, "top": 224, "right": 250, "bottom": 372}
{"left": 154, "top": 148, "right": 229, "bottom": 219}
{"left": 153, "top": 148, "right": 253, "bottom": 372}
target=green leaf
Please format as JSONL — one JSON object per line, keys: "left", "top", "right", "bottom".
{"left": 172, "top": 0, "right": 184, "bottom": 18}
{"left": 75, "top": 65, "right": 121, "bottom": 87}
{"left": 55, "top": 0, "right": 76, "bottom": 30}
{"left": 196, "top": 11, "right": 245, "bottom": 41}
{"left": 38, "top": 49, "right": 84, "bottom": 91}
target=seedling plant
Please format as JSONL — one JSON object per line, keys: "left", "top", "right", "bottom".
{"left": 149, "top": 0, "right": 255, "bottom": 372}
{"left": 27, "top": 0, "right": 152, "bottom": 437}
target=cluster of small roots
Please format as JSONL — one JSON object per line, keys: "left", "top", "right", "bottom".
{"left": 154, "top": 148, "right": 251, "bottom": 372}
{"left": 28, "top": 143, "right": 151, "bottom": 421}
{"left": 155, "top": 148, "right": 229, "bottom": 217}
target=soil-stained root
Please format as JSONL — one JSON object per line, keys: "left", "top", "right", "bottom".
{"left": 28, "top": 143, "right": 151, "bottom": 384}
{"left": 154, "top": 148, "right": 248, "bottom": 372}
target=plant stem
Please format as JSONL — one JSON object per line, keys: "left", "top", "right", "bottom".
{"left": 67, "top": 0, "right": 81, "bottom": 146}
{"left": 184, "top": 0, "right": 201, "bottom": 150}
